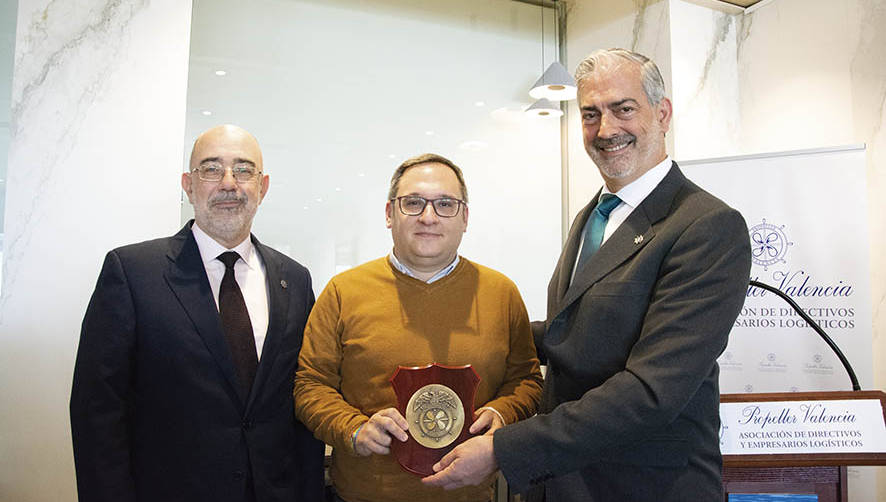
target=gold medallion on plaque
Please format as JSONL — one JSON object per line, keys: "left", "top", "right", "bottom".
{"left": 405, "top": 383, "right": 465, "bottom": 449}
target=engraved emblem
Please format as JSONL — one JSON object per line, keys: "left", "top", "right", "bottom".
{"left": 634, "top": 234, "right": 644, "bottom": 244}
{"left": 405, "top": 383, "right": 465, "bottom": 449}
{"left": 280, "top": 279, "right": 288, "bottom": 289}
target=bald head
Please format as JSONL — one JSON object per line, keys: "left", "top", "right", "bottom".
{"left": 183, "top": 124, "right": 269, "bottom": 248}
{"left": 189, "top": 124, "right": 263, "bottom": 173}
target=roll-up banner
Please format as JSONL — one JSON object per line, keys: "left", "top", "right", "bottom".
{"left": 681, "top": 145, "right": 872, "bottom": 394}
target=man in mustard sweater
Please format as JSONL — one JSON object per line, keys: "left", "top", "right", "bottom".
{"left": 294, "top": 153, "right": 543, "bottom": 502}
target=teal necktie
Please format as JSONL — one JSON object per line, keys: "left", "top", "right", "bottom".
{"left": 575, "top": 193, "right": 621, "bottom": 272}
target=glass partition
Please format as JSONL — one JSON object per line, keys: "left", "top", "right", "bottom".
{"left": 183, "top": 0, "right": 562, "bottom": 317}
{"left": 0, "top": 0, "right": 19, "bottom": 294}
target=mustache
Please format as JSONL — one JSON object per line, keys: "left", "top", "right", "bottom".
{"left": 209, "top": 192, "right": 246, "bottom": 206}
{"left": 593, "top": 134, "right": 635, "bottom": 149}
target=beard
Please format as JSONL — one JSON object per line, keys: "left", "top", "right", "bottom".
{"left": 586, "top": 121, "right": 666, "bottom": 184}
{"left": 194, "top": 190, "right": 258, "bottom": 244}
{"left": 586, "top": 133, "right": 640, "bottom": 180}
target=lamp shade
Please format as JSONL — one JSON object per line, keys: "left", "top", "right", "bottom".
{"left": 529, "top": 61, "right": 577, "bottom": 101}
{"left": 525, "top": 98, "right": 563, "bottom": 117}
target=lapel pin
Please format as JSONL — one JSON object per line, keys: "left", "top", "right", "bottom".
{"left": 634, "top": 235, "right": 644, "bottom": 244}
{"left": 280, "top": 279, "right": 288, "bottom": 289}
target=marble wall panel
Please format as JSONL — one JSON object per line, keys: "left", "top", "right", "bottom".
{"left": 669, "top": 0, "right": 740, "bottom": 159}
{"left": 736, "top": 0, "right": 855, "bottom": 153}
{"left": 0, "top": 1, "right": 192, "bottom": 500}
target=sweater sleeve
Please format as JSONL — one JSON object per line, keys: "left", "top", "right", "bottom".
{"left": 293, "top": 279, "right": 368, "bottom": 455}
{"left": 481, "top": 284, "right": 543, "bottom": 424}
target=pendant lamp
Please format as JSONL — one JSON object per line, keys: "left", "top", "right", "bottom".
{"left": 525, "top": 98, "right": 563, "bottom": 117}
{"left": 529, "top": 61, "right": 576, "bottom": 101}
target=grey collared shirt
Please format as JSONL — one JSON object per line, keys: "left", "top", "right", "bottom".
{"left": 388, "top": 252, "right": 460, "bottom": 283}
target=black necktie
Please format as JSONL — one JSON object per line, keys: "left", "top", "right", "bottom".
{"left": 217, "top": 251, "right": 258, "bottom": 393}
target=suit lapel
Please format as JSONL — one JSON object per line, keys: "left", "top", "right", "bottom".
{"left": 246, "top": 238, "right": 290, "bottom": 413}
{"left": 559, "top": 211, "right": 655, "bottom": 314}
{"left": 554, "top": 163, "right": 686, "bottom": 321}
{"left": 552, "top": 198, "right": 596, "bottom": 304}
{"left": 164, "top": 224, "right": 247, "bottom": 407}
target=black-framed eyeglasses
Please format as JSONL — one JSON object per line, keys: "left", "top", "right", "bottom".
{"left": 193, "top": 162, "right": 262, "bottom": 183}
{"left": 392, "top": 196, "right": 466, "bottom": 218}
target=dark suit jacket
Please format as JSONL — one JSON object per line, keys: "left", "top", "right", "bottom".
{"left": 70, "top": 222, "right": 324, "bottom": 502}
{"left": 495, "top": 164, "right": 751, "bottom": 501}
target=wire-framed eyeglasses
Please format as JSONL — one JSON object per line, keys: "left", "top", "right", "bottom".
{"left": 392, "top": 196, "right": 466, "bottom": 218}
{"left": 193, "top": 162, "right": 262, "bottom": 183}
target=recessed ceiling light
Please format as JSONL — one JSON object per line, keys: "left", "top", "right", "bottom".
{"left": 358, "top": 173, "right": 366, "bottom": 177}
{"left": 201, "top": 110, "right": 212, "bottom": 116}
{"left": 475, "top": 101, "right": 485, "bottom": 107}
{"left": 459, "top": 140, "right": 488, "bottom": 152}
{"left": 425, "top": 131, "right": 434, "bottom": 136}
{"left": 214, "top": 70, "right": 227, "bottom": 76}
{"left": 388, "top": 154, "right": 397, "bottom": 159}
{"left": 303, "top": 206, "right": 309, "bottom": 210}
{"left": 315, "top": 197, "right": 323, "bottom": 203}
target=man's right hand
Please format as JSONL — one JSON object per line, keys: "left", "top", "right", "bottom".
{"left": 354, "top": 408, "right": 409, "bottom": 456}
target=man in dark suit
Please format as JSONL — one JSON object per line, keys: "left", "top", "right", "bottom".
{"left": 70, "top": 125, "right": 324, "bottom": 502}
{"left": 424, "top": 49, "right": 751, "bottom": 501}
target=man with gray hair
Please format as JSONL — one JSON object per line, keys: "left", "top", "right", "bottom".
{"left": 424, "top": 48, "right": 751, "bottom": 501}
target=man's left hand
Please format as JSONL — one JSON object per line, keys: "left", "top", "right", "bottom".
{"left": 421, "top": 435, "right": 498, "bottom": 490}
{"left": 469, "top": 408, "right": 504, "bottom": 435}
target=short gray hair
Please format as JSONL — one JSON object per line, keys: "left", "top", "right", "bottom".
{"left": 574, "top": 48, "right": 666, "bottom": 105}
{"left": 387, "top": 153, "right": 469, "bottom": 203}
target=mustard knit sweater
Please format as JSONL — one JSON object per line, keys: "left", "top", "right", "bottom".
{"left": 294, "top": 257, "right": 542, "bottom": 502}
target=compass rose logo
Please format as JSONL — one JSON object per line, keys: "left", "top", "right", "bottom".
{"left": 749, "top": 219, "right": 793, "bottom": 270}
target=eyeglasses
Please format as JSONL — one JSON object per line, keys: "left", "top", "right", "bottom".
{"left": 392, "top": 196, "right": 466, "bottom": 218}
{"left": 193, "top": 162, "right": 262, "bottom": 183}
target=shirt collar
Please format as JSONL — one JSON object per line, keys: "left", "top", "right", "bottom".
{"left": 388, "top": 251, "right": 460, "bottom": 283}
{"left": 191, "top": 221, "right": 256, "bottom": 269}
{"left": 601, "top": 156, "right": 672, "bottom": 208}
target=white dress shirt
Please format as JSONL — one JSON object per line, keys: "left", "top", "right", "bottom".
{"left": 571, "top": 157, "right": 673, "bottom": 282}
{"left": 191, "top": 222, "right": 270, "bottom": 359}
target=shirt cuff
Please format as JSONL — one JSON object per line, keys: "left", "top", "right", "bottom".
{"left": 477, "top": 406, "right": 506, "bottom": 426}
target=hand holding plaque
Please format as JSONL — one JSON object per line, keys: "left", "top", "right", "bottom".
{"left": 390, "top": 363, "right": 481, "bottom": 476}
{"left": 353, "top": 408, "right": 409, "bottom": 456}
